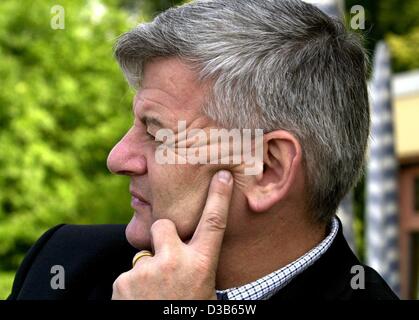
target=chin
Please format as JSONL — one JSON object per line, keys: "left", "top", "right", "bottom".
{"left": 125, "top": 214, "right": 152, "bottom": 250}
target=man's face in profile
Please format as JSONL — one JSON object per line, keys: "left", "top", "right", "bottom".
{"left": 107, "top": 57, "right": 247, "bottom": 249}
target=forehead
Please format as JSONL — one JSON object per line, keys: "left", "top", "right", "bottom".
{"left": 138, "top": 57, "right": 208, "bottom": 116}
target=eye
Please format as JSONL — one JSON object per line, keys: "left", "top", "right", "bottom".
{"left": 146, "top": 130, "right": 162, "bottom": 144}
{"left": 146, "top": 130, "right": 155, "bottom": 140}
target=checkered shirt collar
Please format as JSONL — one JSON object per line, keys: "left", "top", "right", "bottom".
{"left": 216, "top": 217, "right": 339, "bottom": 300}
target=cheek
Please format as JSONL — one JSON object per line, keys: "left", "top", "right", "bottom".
{"left": 148, "top": 163, "right": 211, "bottom": 239}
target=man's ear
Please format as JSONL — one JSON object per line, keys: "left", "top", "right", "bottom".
{"left": 244, "top": 130, "right": 302, "bottom": 212}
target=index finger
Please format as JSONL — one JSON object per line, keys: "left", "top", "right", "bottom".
{"left": 190, "top": 170, "right": 234, "bottom": 265}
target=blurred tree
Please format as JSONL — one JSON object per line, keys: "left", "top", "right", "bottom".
{"left": 0, "top": 0, "right": 137, "bottom": 272}
{"left": 346, "top": 0, "right": 419, "bottom": 72}
{"left": 387, "top": 28, "right": 419, "bottom": 72}
{"left": 344, "top": 0, "right": 419, "bottom": 261}
{"left": 137, "top": 0, "right": 185, "bottom": 15}
{"left": 0, "top": 0, "right": 187, "bottom": 299}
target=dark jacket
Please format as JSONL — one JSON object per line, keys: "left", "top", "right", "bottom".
{"left": 7, "top": 220, "right": 398, "bottom": 300}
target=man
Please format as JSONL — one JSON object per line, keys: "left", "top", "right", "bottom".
{"left": 8, "top": 0, "right": 397, "bottom": 300}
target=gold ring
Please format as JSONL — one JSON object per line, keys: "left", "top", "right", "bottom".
{"left": 132, "top": 250, "right": 153, "bottom": 267}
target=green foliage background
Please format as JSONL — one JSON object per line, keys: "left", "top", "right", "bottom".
{"left": 0, "top": 0, "right": 418, "bottom": 299}
{"left": 0, "top": 0, "right": 185, "bottom": 300}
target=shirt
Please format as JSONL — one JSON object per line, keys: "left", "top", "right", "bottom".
{"left": 216, "top": 217, "right": 339, "bottom": 300}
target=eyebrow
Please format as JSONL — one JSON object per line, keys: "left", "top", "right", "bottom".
{"left": 132, "top": 96, "right": 168, "bottom": 130}
{"left": 140, "top": 115, "right": 165, "bottom": 129}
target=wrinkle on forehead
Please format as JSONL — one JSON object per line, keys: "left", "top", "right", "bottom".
{"left": 132, "top": 57, "right": 214, "bottom": 133}
{"left": 141, "top": 57, "right": 208, "bottom": 114}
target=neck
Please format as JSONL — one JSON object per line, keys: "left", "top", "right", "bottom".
{"left": 215, "top": 211, "right": 327, "bottom": 290}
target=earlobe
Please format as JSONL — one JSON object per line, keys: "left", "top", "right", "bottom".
{"left": 247, "top": 184, "right": 284, "bottom": 212}
{"left": 244, "top": 131, "right": 302, "bottom": 213}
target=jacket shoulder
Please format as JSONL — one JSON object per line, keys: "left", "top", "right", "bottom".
{"left": 8, "top": 224, "right": 136, "bottom": 300}
{"left": 269, "top": 218, "right": 399, "bottom": 301}
{"left": 8, "top": 224, "right": 66, "bottom": 300}
{"left": 347, "top": 264, "right": 399, "bottom": 300}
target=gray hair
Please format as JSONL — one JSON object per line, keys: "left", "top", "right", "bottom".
{"left": 115, "top": 0, "right": 370, "bottom": 223}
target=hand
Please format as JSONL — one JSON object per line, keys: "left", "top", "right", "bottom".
{"left": 111, "top": 170, "right": 234, "bottom": 300}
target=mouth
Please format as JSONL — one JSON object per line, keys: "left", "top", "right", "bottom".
{"left": 130, "top": 190, "right": 150, "bottom": 208}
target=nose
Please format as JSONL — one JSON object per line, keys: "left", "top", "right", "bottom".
{"left": 107, "top": 127, "right": 147, "bottom": 176}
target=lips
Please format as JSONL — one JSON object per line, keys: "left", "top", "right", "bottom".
{"left": 130, "top": 190, "right": 150, "bottom": 208}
